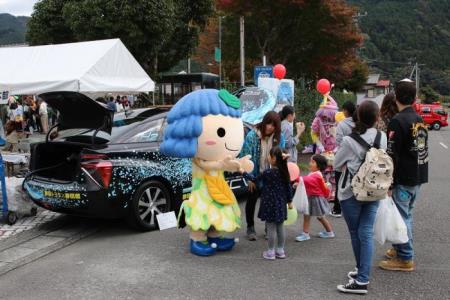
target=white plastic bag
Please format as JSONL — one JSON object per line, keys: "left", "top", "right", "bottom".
{"left": 374, "top": 197, "right": 409, "bottom": 245}
{"left": 5, "top": 177, "right": 37, "bottom": 214}
{"left": 292, "top": 177, "right": 309, "bottom": 215}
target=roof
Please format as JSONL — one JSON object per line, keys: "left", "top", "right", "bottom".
{"left": 367, "top": 74, "right": 380, "bottom": 85}
{"left": 377, "top": 80, "right": 390, "bottom": 87}
{"left": 357, "top": 93, "right": 384, "bottom": 107}
{"left": 0, "top": 39, "right": 154, "bottom": 95}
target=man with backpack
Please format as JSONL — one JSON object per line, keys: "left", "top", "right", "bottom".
{"left": 379, "top": 79, "right": 428, "bottom": 272}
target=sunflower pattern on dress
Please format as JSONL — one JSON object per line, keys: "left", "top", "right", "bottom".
{"left": 180, "top": 162, "right": 241, "bottom": 232}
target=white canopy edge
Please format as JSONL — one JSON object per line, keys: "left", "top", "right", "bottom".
{"left": 0, "top": 39, "right": 154, "bottom": 95}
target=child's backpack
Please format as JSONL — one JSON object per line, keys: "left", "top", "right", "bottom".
{"left": 350, "top": 131, "right": 393, "bottom": 201}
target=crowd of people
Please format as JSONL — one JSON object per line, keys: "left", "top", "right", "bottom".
{"left": 105, "top": 95, "right": 132, "bottom": 113}
{"left": 238, "top": 79, "right": 428, "bottom": 295}
{"left": 0, "top": 95, "right": 54, "bottom": 152}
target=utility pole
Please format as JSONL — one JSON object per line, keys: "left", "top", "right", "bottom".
{"left": 239, "top": 16, "right": 245, "bottom": 87}
{"left": 219, "top": 16, "right": 222, "bottom": 88}
{"left": 416, "top": 62, "right": 420, "bottom": 96}
{"left": 410, "top": 62, "right": 420, "bottom": 97}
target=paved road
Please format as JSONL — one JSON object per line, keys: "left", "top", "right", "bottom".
{"left": 0, "top": 129, "right": 449, "bottom": 299}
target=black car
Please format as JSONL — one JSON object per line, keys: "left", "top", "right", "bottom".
{"left": 24, "top": 92, "right": 247, "bottom": 230}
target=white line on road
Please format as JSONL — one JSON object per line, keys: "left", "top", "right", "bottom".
{"left": 440, "top": 142, "right": 448, "bottom": 149}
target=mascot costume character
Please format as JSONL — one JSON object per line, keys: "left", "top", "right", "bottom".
{"left": 160, "top": 89, "right": 254, "bottom": 256}
{"left": 311, "top": 93, "right": 338, "bottom": 154}
{"left": 310, "top": 89, "right": 339, "bottom": 201}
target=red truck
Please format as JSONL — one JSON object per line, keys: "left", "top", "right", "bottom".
{"left": 414, "top": 102, "right": 448, "bottom": 130}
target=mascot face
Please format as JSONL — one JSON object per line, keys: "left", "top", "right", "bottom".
{"left": 160, "top": 89, "right": 243, "bottom": 160}
{"left": 197, "top": 115, "right": 244, "bottom": 161}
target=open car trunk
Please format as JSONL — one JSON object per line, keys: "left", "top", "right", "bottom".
{"left": 28, "top": 92, "right": 113, "bottom": 182}
{"left": 29, "top": 142, "right": 86, "bottom": 182}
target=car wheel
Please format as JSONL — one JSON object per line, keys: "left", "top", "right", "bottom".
{"left": 6, "top": 211, "right": 18, "bottom": 225}
{"left": 432, "top": 122, "right": 441, "bottom": 130}
{"left": 127, "top": 180, "right": 172, "bottom": 231}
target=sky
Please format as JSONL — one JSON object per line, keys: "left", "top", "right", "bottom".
{"left": 0, "top": 0, "right": 39, "bottom": 17}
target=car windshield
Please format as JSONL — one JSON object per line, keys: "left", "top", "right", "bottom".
{"left": 434, "top": 109, "right": 447, "bottom": 116}
{"left": 110, "top": 113, "right": 165, "bottom": 143}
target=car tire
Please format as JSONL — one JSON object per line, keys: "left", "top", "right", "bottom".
{"left": 432, "top": 122, "right": 441, "bottom": 131}
{"left": 6, "top": 211, "right": 18, "bottom": 225}
{"left": 127, "top": 180, "right": 172, "bottom": 231}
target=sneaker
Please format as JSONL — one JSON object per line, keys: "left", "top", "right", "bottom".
{"left": 318, "top": 231, "right": 336, "bottom": 238}
{"left": 379, "top": 258, "right": 415, "bottom": 272}
{"left": 275, "top": 249, "right": 286, "bottom": 259}
{"left": 247, "top": 227, "right": 257, "bottom": 241}
{"left": 337, "top": 279, "right": 368, "bottom": 295}
{"left": 385, "top": 248, "right": 397, "bottom": 259}
{"left": 295, "top": 232, "right": 311, "bottom": 242}
{"left": 330, "top": 211, "right": 342, "bottom": 218}
{"left": 347, "top": 268, "right": 358, "bottom": 280}
{"left": 263, "top": 250, "right": 276, "bottom": 260}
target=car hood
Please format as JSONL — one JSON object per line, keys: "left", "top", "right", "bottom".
{"left": 39, "top": 92, "right": 113, "bottom": 134}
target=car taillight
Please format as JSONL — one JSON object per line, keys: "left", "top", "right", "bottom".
{"left": 81, "top": 154, "right": 112, "bottom": 187}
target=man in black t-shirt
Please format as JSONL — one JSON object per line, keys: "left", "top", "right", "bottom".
{"left": 379, "top": 79, "right": 428, "bottom": 272}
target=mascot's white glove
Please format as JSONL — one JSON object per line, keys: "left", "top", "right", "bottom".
{"left": 221, "top": 156, "right": 242, "bottom": 172}
{"left": 237, "top": 155, "right": 254, "bottom": 174}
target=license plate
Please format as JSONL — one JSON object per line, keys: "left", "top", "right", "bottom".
{"left": 44, "top": 190, "right": 81, "bottom": 200}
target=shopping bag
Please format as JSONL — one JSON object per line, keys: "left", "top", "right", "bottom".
{"left": 374, "top": 197, "right": 409, "bottom": 245}
{"left": 284, "top": 205, "right": 298, "bottom": 225}
{"left": 292, "top": 177, "right": 309, "bottom": 215}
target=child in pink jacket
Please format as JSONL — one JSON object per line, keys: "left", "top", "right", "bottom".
{"left": 295, "top": 154, "right": 335, "bottom": 241}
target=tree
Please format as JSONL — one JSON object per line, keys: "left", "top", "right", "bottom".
{"left": 26, "top": 0, "right": 75, "bottom": 45}
{"left": 217, "top": 0, "right": 364, "bottom": 84}
{"left": 192, "top": 17, "right": 220, "bottom": 74}
{"left": 26, "top": 0, "right": 214, "bottom": 75}
{"left": 421, "top": 85, "right": 440, "bottom": 104}
{"left": 336, "top": 58, "right": 369, "bottom": 92}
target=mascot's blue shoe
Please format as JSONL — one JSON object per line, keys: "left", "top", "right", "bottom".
{"left": 207, "top": 237, "right": 237, "bottom": 251}
{"left": 190, "top": 240, "right": 217, "bottom": 256}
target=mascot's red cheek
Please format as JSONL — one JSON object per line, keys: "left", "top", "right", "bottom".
{"left": 206, "top": 140, "right": 217, "bottom": 145}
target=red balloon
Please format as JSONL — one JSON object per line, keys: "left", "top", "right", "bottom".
{"left": 316, "top": 79, "right": 331, "bottom": 95}
{"left": 287, "top": 162, "right": 300, "bottom": 182}
{"left": 273, "top": 64, "right": 286, "bottom": 80}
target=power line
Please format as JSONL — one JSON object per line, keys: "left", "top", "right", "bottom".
{"left": 365, "top": 59, "right": 425, "bottom": 66}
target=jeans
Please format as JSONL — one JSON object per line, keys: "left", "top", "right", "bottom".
{"left": 392, "top": 185, "right": 421, "bottom": 261}
{"left": 266, "top": 222, "right": 285, "bottom": 251}
{"left": 341, "top": 196, "right": 380, "bottom": 284}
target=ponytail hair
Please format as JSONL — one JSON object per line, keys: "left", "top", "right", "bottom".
{"left": 353, "top": 100, "right": 379, "bottom": 135}
{"left": 269, "top": 146, "right": 290, "bottom": 184}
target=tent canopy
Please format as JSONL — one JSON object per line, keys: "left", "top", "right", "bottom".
{"left": 0, "top": 39, "right": 154, "bottom": 95}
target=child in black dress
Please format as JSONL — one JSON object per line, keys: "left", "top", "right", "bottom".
{"left": 244, "top": 146, "right": 293, "bottom": 260}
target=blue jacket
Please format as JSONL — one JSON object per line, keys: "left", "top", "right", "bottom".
{"left": 240, "top": 129, "right": 286, "bottom": 178}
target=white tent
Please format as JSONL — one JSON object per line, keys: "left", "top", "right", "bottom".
{"left": 0, "top": 39, "right": 154, "bottom": 95}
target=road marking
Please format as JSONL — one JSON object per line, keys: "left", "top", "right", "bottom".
{"left": 440, "top": 142, "right": 448, "bottom": 149}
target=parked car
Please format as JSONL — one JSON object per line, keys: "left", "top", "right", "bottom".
{"left": 24, "top": 92, "right": 247, "bottom": 231}
{"left": 414, "top": 102, "right": 448, "bottom": 130}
